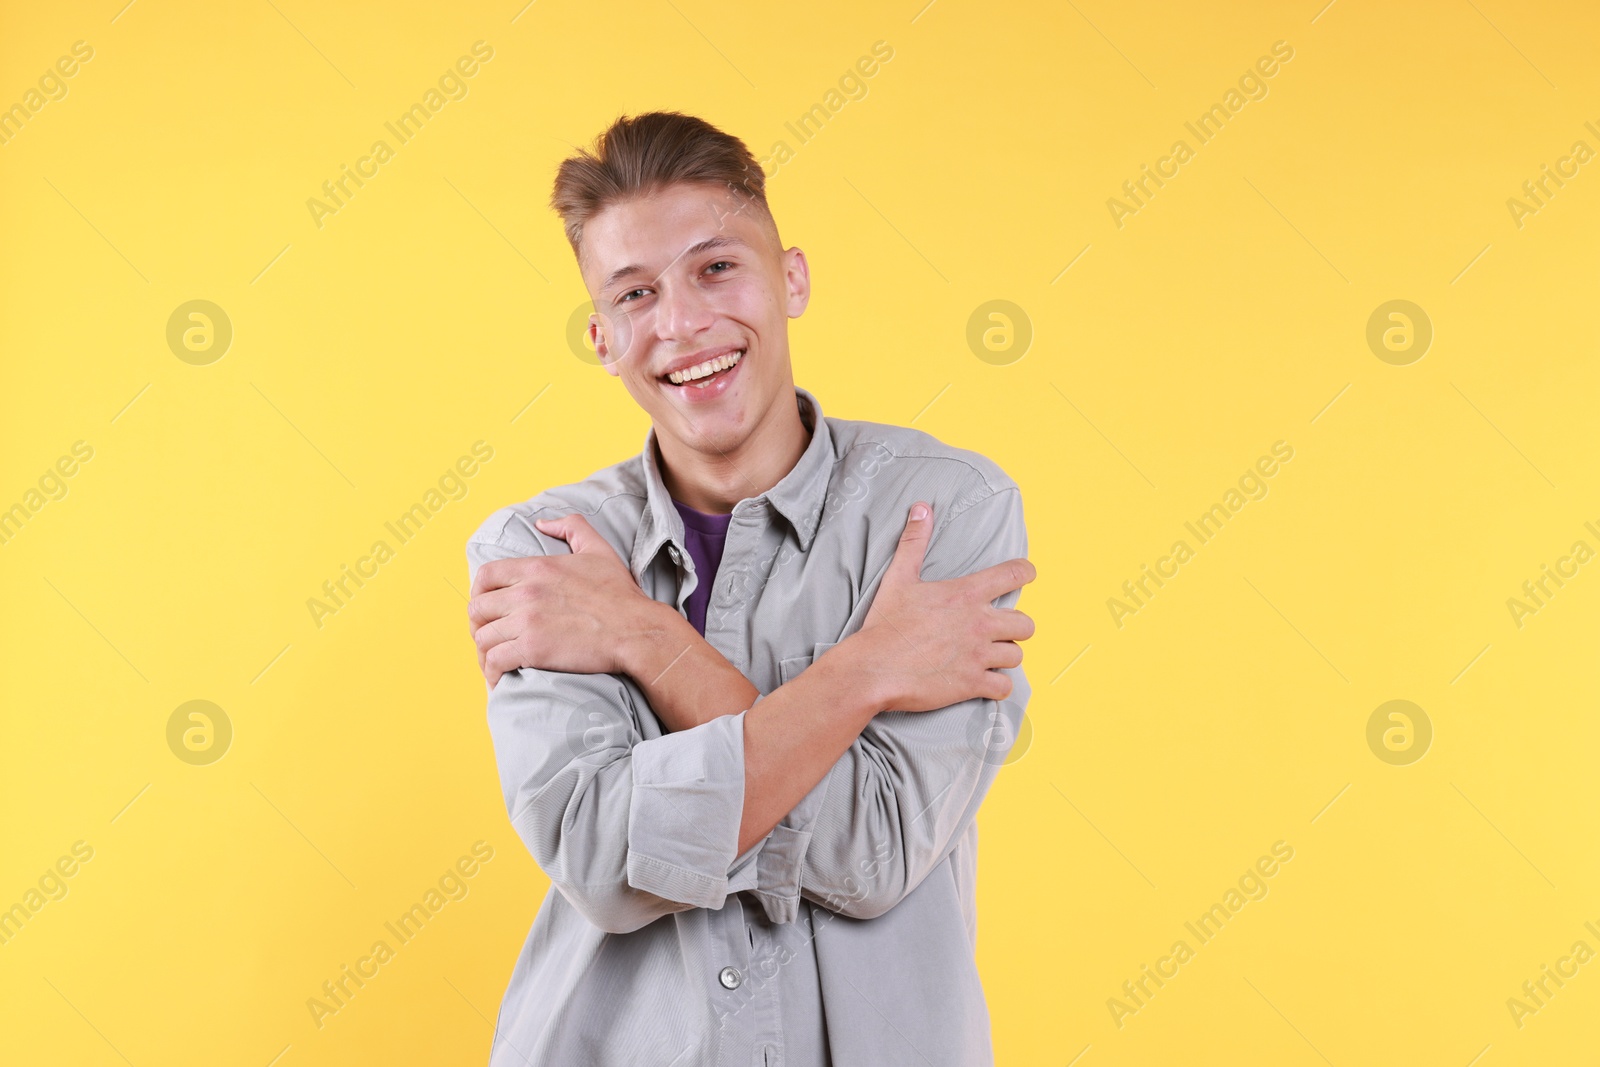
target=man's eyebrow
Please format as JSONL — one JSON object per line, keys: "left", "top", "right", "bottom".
{"left": 600, "top": 235, "right": 748, "bottom": 296}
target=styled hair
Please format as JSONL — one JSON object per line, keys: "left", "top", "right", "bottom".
{"left": 550, "top": 111, "right": 773, "bottom": 257}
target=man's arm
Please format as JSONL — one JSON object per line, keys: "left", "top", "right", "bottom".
{"left": 472, "top": 488, "right": 1034, "bottom": 920}
{"left": 604, "top": 498, "right": 1029, "bottom": 860}
{"left": 468, "top": 525, "right": 757, "bottom": 935}
{"left": 631, "top": 488, "right": 1032, "bottom": 918}
{"left": 466, "top": 506, "right": 1025, "bottom": 934}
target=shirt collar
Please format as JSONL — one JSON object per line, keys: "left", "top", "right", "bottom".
{"left": 629, "top": 387, "right": 832, "bottom": 581}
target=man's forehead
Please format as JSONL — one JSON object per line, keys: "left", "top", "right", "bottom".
{"left": 583, "top": 196, "right": 765, "bottom": 289}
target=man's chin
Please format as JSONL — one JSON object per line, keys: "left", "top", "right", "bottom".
{"left": 676, "top": 417, "right": 752, "bottom": 457}
{"left": 651, "top": 400, "right": 754, "bottom": 457}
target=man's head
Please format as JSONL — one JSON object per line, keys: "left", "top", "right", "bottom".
{"left": 551, "top": 112, "right": 810, "bottom": 461}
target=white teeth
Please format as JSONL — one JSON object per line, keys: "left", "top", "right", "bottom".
{"left": 667, "top": 349, "right": 743, "bottom": 384}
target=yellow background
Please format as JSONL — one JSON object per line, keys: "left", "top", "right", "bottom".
{"left": 3, "top": 0, "right": 1597, "bottom": 1063}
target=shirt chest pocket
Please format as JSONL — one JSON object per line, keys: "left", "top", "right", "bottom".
{"left": 777, "top": 642, "right": 839, "bottom": 685}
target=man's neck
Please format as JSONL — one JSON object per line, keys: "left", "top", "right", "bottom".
{"left": 656, "top": 392, "right": 812, "bottom": 515}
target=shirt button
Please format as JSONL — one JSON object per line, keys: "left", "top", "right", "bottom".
{"left": 718, "top": 965, "right": 742, "bottom": 990}
{"left": 667, "top": 545, "right": 682, "bottom": 565}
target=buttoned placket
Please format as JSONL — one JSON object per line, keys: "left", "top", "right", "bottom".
{"left": 742, "top": 913, "right": 792, "bottom": 1067}
{"left": 704, "top": 497, "right": 791, "bottom": 1066}
{"left": 641, "top": 495, "right": 771, "bottom": 1062}
{"left": 743, "top": 915, "right": 786, "bottom": 1067}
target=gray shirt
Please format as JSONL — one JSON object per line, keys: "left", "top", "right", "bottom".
{"left": 465, "top": 387, "right": 1030, "bottom": 1066}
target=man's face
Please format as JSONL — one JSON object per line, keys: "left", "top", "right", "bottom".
{"left": 577, "top": 181, "right": 810, "bottom": 457}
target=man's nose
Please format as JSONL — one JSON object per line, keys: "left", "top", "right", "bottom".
{"left": 655, "top": 281, "right": 715, "bottom": 341}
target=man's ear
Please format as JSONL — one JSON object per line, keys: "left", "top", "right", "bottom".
{"left": 591, "top": 315, "right": 622, "bottom": 377}
{"left": 783, "top": 246, "right": 811, "bottom": 319}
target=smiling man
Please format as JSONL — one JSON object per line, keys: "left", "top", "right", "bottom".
{"left": 465, "top": 111, "right": 1035, "bottom": 1066}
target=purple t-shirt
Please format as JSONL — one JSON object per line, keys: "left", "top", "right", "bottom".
{"left": 671, "top": 499, "right": 733, "bottom": 636}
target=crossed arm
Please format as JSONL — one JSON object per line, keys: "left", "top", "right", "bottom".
{"left": 466, "top": 490, "right": 1034, "bottom": 930}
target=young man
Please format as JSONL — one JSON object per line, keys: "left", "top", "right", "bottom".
{"left": 465, "top": 111, "right": 1035, "bottom": 1066}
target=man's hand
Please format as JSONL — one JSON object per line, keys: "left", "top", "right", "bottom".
{"left": 842, "top": 501, "right": 1036, "bottom": 713}
{"left": 469, "top": 514, "right": 667, "bottom": 689}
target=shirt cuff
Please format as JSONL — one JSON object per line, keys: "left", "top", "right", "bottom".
{"left": 625, "top": 709, "right": 747, "bottom": 910}
{"left": 727, "top": 761, "right": 833, "bottom": 924}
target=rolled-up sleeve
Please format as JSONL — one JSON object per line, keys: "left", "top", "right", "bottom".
{"left": 770, "top": 484, "right": 1031, "bottom": 921}
{"left": 467, "top": 524, "right": 751, "bottom": 934}
{"left": 625, "top": 710, "right": 747, "bottom": 909}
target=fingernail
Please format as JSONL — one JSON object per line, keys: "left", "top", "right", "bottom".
{"left": 910, "top": 503, "right": 929, "bottom": 521}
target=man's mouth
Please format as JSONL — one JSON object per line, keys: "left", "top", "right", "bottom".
{"left": 662, "top": 348, "right": 745, "bottom": 389}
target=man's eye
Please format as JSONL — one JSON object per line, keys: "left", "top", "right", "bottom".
{"left": 618, "top": 288, "right": 649, "bottom": 304}
{"left": 706, "top": 261, "right": 734, "bottom": 274}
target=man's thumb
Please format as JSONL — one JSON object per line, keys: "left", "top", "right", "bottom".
{"left": 534, "top": 514, "right": 607, "bottom": 555}
{"left": 884, "top": 502, "right": 932, "bottom": 586}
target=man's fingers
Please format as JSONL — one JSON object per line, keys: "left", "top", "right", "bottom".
{"left": 473, "top": 616, "right": 513, "bottom": 658}
{"left": 471, "top": 553, "right": 552, "bottom": 598}
{"left": 470, "top": 557, "right": 519, "bottom": 598}
{"left": 466, "top": 585, "right": 523, "bottom": 631}
{"left": 978, "top": 669, "right": 1014, "bottom": 702}
{"left": 991, "top": 608, "right": 1035, "bottom": 643}
{"left": 881, "top": 502, "right": 933, "bottom": 588}
{"left": 483, "top": 642, "right": 527, "bottom": 689}
{"left": 964, "top": 557, "right": 1037, "bottom": 603}
{"left": 472, "top": 515, "right": 615, "bottom": 600}
{"left": 985, "top": 640, "right": 1024, "bottom": 671}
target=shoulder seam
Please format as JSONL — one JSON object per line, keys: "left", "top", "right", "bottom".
{"left": 941, "top": 482, "right": 1020, "bottom": 530}
{"left": 826, "top": 420, "right": 1014, "bottom": 495}
{"left": 471, "top": 488, "right": 647, "bottom": 548}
